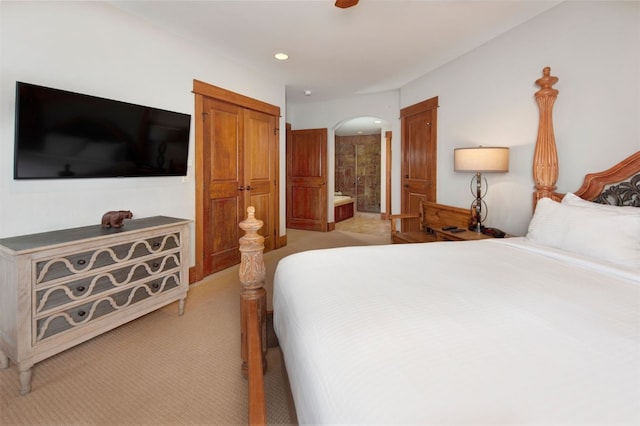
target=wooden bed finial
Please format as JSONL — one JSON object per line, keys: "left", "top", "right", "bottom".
{"left": 239, "top": 206, "right": 266, "bottom": 291}
{"left": 533, "top": 67, "right": 560, "bottom": 205}
{"left": 239, "top": 206, "right": 267, "bottom": 379}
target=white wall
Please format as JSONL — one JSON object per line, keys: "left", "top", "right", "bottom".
{"left": 401, "top": 1, "right": 640, "bottom": 235}
{"left": 3, "top": 1, "right": 637, "bottom": 250}
{"left": 290, "top": 1, "right": 639, "bottom": 236}
{"left": 0, "top": 2, "right": 286, "bottom": 265}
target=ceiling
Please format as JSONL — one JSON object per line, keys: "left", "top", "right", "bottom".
{"left": 107, "top": 0, "right": 561, "bottom": 107}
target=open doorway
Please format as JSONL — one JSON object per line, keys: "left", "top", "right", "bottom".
{"left": 335, "top": 136, "right": 381, "bottom": 213}
{"left": 334, "top": 116, "right": 391, "bottom": 237}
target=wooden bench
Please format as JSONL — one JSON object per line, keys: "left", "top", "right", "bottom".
{"left": 390, "top": 201, "right": 472, "bottom": 243}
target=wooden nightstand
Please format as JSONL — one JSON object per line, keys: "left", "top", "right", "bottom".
{"left": 433, "top": 228, "right": 492, "bottom": 242}
{"left": 391, "top": 230, "right": 438, "bottom": 244}
{"left": 390, "top": 202, "right": 472, "bottom": 244}
{"left": 389, "top": 202, "right": 510, "bottom": 244}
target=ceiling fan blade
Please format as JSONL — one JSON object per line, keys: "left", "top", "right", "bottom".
{"left": 335, "top": 0, "right": 359, "bottom": 9}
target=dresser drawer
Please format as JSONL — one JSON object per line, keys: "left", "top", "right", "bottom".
{"left": 35, "top": 233, "right": 181, "bottom": 285}
{"left": 35, "top": 273, "right": 182, "bottom": 342}
{"left": 34, "top": 252, "right": 182, "bottom": 314}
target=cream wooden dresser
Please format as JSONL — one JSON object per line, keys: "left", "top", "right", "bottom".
{"left": 0, "top": 216, "right": 190, "bottom": 395}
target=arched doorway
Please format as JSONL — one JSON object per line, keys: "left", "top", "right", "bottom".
{"left": 334, "top": 117, "right": 391, "bottom": 235}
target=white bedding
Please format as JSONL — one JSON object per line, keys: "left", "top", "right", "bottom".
{"left": 273, "top": 238, "right": 640, "bottom": 424}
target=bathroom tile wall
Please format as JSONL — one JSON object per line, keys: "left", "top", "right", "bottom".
{"left": 335, "top": 134, "right": 381, "bottom": 213}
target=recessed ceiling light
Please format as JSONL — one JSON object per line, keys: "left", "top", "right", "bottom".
{"left": 274, "top": 53, "right": 289, "bottom": 61}
{"left": 304, "top": 90, "right": 312, "bottom": 96}
{"left": 374, "top": 120, "right": 382, "bottom": 124}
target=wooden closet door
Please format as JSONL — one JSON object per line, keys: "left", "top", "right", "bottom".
{"left": 400, "top": 97, "right": 438, "bottom": 232}
{"left": 193, "top": 79, "right": 281, "bottom": 281}
{"left": 202, "top": 98, "right": 243, "bottom": 275}
{"left": 244, "top": 109, "right": 277, "bottom": 252}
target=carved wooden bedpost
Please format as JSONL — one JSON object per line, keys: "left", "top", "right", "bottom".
{"left": 239, "top": 207, "right": 267, "bottom": 378}
{"left": 533, "top": 67, "right": 560, "bottom": 206}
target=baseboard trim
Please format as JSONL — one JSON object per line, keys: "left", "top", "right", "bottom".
{"left": 277, "top": 234, "right": 287, "bottom": 248}
{"left": 188, "top": 266, "right": 197, "bottom": 284}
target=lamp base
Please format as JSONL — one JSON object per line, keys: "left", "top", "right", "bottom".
{"left": 468, "top": 212, "right": 483, "bottom": 233}
{"left": 468, "top": 172, "right": 487, "bottom": 233}
{"left": 470, "top": 222, "right": 483, "bottom": 233}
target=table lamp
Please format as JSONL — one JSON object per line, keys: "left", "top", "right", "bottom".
{"left": 454, "top": 146, "right": 509, "bottom": 232}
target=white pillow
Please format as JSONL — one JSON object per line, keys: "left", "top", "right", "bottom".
{"left": 562, "top": 192, "right": 639, "bottom": 215}
{"left": 527, "top": 197, "right": 640, "bottom": 268}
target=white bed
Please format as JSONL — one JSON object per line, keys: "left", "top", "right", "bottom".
{"left": 274, "top": 236, "right": 639, "bottom": 423}
{"left": 268, "top": 67, "right": 640, "bottom": 424}
{"left": 239, "top": 67, "right": 640, "bottom": 424}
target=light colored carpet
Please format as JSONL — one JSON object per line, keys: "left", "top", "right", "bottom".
{"left": 335, "top": 212, "right": 390, "bottom": 238}
{"left": 1, "top": 220, "right": 390, "bottom": 425}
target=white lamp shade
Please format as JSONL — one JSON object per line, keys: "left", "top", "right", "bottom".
{"left": 454, "top": 147, "right": 509, "bottom": 172}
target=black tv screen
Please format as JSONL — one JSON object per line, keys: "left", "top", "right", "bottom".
{"left": 14, "top": 82, "right": 191, "bottom": 179}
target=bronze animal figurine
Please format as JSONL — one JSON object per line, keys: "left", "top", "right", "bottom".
{"left": 101, "top": 210, "right": 133, "bottom": 228}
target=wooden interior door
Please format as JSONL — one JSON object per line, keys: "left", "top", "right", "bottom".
{"left": 193, "top": 80, "right": 281, "bottom": 282}
{"left": 243, "top": 109, "right": 277, "bottom": 252}
{"left": 202, "top": 98, "right": 243, "bottom": 275}
{"left": 400, "top": 97, "right": 438, "bottom": 232}
{"left": 287, "top": 128, "right": 327, "bottom": 231}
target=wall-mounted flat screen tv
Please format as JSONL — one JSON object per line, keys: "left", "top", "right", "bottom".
{"left": 14, "top": 82, "right": 191, "bottom": 179}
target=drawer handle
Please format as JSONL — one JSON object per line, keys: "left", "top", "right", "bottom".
{"left": 77, "top": 286, "right": 86, "bottom": 292}
{"left": 152, "top": 262, "right": 160, "bottom": 268}
{"left": 152, "top": 242, "right": 161, "bottom": 248}
{"left": 152, "top": 283, "right": 159, "bottom": 289}
{"left": 78, "top": 310, "right": 86, "bottom": 317}
{"left": 77, "top": 259, "right": 86, "bottom": 265}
